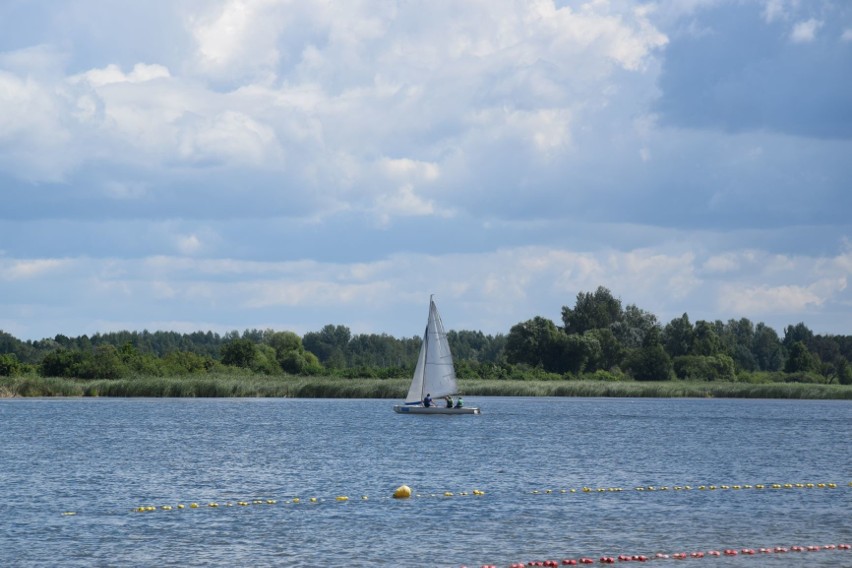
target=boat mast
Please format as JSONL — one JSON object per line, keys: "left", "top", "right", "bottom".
{"left": 420, "top": 294, "right": 433, "bottom": 401}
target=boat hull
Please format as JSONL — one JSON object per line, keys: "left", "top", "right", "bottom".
{"left": 393, "top": 405, "right": 481, "bottom": 415}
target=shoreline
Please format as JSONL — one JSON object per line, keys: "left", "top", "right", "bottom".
{"left": 2, "top": 375, "right": 850, "bottom": 400}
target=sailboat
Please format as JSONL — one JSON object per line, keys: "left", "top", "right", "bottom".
{"left": 393, "top": 296, "right": 481, "bottom": 415}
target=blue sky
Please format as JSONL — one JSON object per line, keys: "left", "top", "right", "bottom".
{"left": 1, "top": 0, "right": 851, "bottom": 342}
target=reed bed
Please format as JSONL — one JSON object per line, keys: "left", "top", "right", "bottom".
{"left": 459, "top": 380, "right": 852, "bottom": 399}
{"left": 1, "top": 375, "right": 850, "bottom": 400}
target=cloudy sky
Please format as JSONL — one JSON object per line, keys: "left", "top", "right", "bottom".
{"left": 1, "top": 0, "right": 851, "bottom": 342}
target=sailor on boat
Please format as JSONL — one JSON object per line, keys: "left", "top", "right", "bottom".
{"left": 423, "top": 393, "right": 433, "bottom": 407}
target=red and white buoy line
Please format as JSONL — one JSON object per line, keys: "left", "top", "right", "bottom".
{"left": 469, "top": 543, "right": 851, "bottom": 567}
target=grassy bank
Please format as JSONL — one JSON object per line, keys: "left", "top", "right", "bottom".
{"left": 2, "top": 374, "right": 851, "bottom": 400}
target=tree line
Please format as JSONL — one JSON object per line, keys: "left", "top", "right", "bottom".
{"left": 505, "top": 287, "right": 851, "bottom": 384}
{"left": 1, "top": 286, "right": 850, "bottom": 384}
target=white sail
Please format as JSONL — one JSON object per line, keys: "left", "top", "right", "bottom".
{"left": 404, "top": 329, "right": 428, "bottom": 404}
{"left": 403, "top": 297, "right": 458, "bottom": 404}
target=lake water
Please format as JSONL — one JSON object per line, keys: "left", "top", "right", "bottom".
{"left": 0, "top": 397, "right": 850, "bottom": 567}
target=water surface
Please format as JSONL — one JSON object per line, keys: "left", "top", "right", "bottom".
{"left": 1, "top": 397, "right": 849, "bottom": 566}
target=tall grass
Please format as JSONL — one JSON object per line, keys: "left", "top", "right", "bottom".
{"left": 458, "top": 380, "right": 852, "bottom": 399}
{"left": 1, "top": 375, "right": 850, "bottom": 400}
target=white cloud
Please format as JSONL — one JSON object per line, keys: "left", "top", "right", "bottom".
{"left": 762, "top": 0, "right": 790, "bottom": 24}
{"left": 0, "top": 70, "right": 74, "bottom": 180}
{"left": 379, "top": 158, "right": 440, "bottom": 182}
{"left": 790, "top": 18, "right": 823, "bottom": 43}
{"left": 0, "top": 1, "right": 671, "bottom": 215}
{"left": 719, "top": 278, "right": 846, "bottom": 314}
{"left": 3, "top": 241, "right": 852, "bottom": 340}
{"left": 374, "top": 185, "right": 437, "bottom": 224}
{"left": 177, "top": 110, "right": 280, "bottom": 166}
{"left": 189, "top": 0, "right": 284, "bottom": 81}
{"left": 176, "top": 234, "right": 203, "bottom": 255}
{"left": 2, "top": 259, "right": 72, "bottom": 280}
{"left": 73, "top": 63, "right": 170, "bottom": 87}
{"left": 2, "top": 1, "right": 852, "bottom": 341}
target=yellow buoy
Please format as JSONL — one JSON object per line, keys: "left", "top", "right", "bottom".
{"left": 393, "top": 485, "right": 412, "bottom": 499}
{"left": 336, "top": 496, "right": 349, "bottom": 501}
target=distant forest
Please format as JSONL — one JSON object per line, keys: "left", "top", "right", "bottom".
{"left": 1, "top": 287, "right": 850, "bottom": 385}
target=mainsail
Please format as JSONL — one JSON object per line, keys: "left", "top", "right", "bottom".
{"left": 404, "top": 297, "right": 458, "bottom": 404}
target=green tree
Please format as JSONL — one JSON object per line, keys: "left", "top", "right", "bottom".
{"left": 784, "top": 341, "right": 818, "bottom": 373}
{"left": 303, "top": 325, "right": 351, "bottom": 368}
{"left": 0, "top": 353, "right": 21, "bottom": 376}
{"left": 612, "top": 304, "right": 658, "bottom": 349}
{"left": 77, "top": 344, "right": 127, "bottom": 379}
{"left": 673, "top": 354, "right": 736, "bottom": 381}
{"left": 663, "top": 313, "right": 694, "bottom": 357}
{"left": 40, "top": 348, "right": 86, "bottom": 378}
{"left": 585, "top": 328, "right": 623, "bottom": 370}
{"left": 560, "top": 333, "right": 602, "bottom": 374}
{"left": 266, "top": 331, "right": 323, "bottom": 375}
{"left": 718, "top": 318, "right": 756, "bottom": 371}
{"left": 267, "top": 331, "right": 303, "bottom": 358}
{"left": 279, "top": 349, "right": 323, "bottom": 375}
{"left": 691, "top": 320, "right": 722, "bottom": 356}
{"left": 162, "top": 350, "right": 218, "bottom": 375}
{"left": 834, "top": 358, "right": 852, "bottom": 385}
{"left": 252, "top": 344, "right": 281, "bottom": 375}
{"left": 220, "top": 338, "right": 259, "bottom": 368}
{"left": 562, "top": 286, "right": 623, "bottom": 335}
{"left": 624, "top": 344, "right": 673, "bottom": 381}
{"left": 752, "top": 323, "right": 784, "bottom": 371}
{"left": 783, "top": 322, "right": 814, "bottom": 349}
{"left": 505, "top": 317, "right": 565, "bottom": 371}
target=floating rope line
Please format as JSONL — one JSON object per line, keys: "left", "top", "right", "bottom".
{"left": 529, "top": 480, "right": 848, "bottom": 495}
{"left": 54, "top": 480, "right": 850, "bottom": 517}
{"left": 479, "top": 543, "right": 851, "bottom": 567}
{"left": 128, "top": 489, "right": 487, "bottom": 514}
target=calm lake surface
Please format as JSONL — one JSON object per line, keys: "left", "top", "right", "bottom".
{"left": 1, "top": 397, "right": 850, "bottom": 567}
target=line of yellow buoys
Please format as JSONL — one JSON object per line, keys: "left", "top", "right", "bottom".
{"left": 57, "top": 480, "right": 849, "bottom": 517}
{"left": 129, "top": 486, "right": 487, "bottom": 514}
